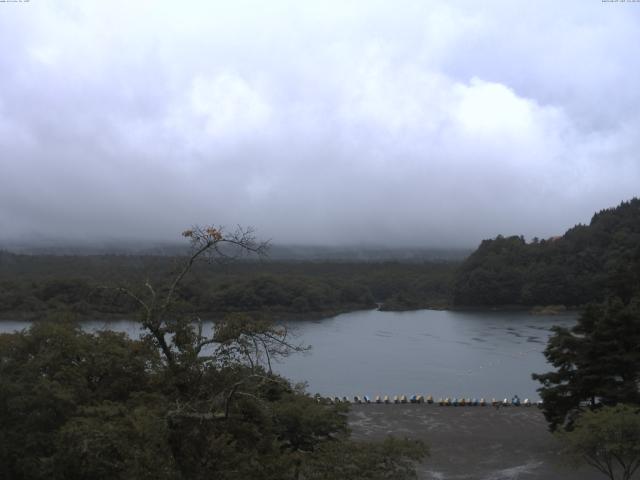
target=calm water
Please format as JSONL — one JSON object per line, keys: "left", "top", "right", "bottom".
{"left": 1, "top": 309, "right": 575, "bottom": 400}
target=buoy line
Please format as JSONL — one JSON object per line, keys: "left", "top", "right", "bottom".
{"left": 315, "top": 394, "right": 542, "bottom": 407}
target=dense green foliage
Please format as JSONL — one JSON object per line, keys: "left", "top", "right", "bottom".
{"left": 557, "top": 405, "right": 640, "bottom": 480}
{"left": 0, "top": 226, "right": 428, "bottom": 479}
{"left": 0, "top": 254, "right": 456, "bottom": 319}
{"left": 453, "top": 198, "right": 640, "bottom": 307}
{"left": 533, "top": 296, "right": 640, "bottom": 431}
{"left": 0, "top": 319, "right": 427, "bottom": 479}
{"left": 531, "top": 200, "right": 640, "bottom": 432}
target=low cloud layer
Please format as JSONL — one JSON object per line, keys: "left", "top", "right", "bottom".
{"left": 1, "top": 1, "right": 639, "bottom": 247}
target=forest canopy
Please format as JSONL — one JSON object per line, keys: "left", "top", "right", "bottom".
{"left": 452, "top": 198, "right": 640, "bottom": 307}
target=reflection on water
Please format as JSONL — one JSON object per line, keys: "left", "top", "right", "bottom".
{"left": 0, "top": 309, "right": 576, "bottom": 400}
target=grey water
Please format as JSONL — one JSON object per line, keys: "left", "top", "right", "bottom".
{"left": 1, "top": 309, "right": 575, "bottom": 400}
{"left": 277, "top": 309, "right": 576, "bottom": 401}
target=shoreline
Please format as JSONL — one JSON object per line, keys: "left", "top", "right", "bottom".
{"left": 0, "top": 303, "right": 581, "bottom": 322}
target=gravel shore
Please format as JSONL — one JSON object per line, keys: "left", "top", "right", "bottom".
{"left": 349, "top": 404, "right": 602, "bottom": 480}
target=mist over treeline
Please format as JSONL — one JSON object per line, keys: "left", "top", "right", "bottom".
{"left": 0, "top": 241, "right": 470, "bottom": 262}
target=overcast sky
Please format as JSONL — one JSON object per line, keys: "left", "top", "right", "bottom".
{"left": 1, "top": 1, "right": 639, "bottom": 247}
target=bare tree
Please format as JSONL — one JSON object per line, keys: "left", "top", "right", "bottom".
{"left": 213, "top": 314, "right": 309, "bottom": 374}
{"left": 116, "top": 225, "right": 267, "bottom": 367}
{"left": 115, "top": 224, "right": 309, "bottom": 422}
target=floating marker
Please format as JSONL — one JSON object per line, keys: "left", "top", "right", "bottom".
{"left": 334, "top": 392, "right": 541, "bottom": 409}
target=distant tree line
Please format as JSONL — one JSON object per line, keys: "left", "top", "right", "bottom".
{"left": 0, "top": 254, "right": 456, "bottom": 319}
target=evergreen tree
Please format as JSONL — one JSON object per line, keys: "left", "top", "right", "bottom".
{"left": 533, "top": 296, "right": 640, "bottom": 430}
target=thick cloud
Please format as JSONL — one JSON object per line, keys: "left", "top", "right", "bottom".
{"left": 1, "top": 0, "right": 639, "bottom": 247}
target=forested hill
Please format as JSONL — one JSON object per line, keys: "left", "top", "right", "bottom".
{"left": 452, "top": 198, "right": 640, "bottom": 307}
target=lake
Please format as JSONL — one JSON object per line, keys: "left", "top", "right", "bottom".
{"left": 1, "top": 309, "right": 576, "bottom": 400}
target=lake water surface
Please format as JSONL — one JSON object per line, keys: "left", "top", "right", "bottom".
{"left": 1, "top": 309, "right": 576, "bottom": 400}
